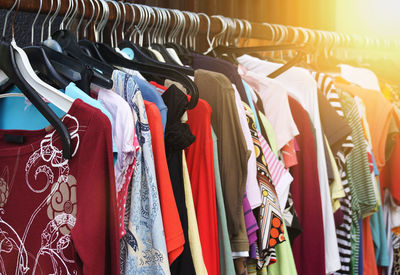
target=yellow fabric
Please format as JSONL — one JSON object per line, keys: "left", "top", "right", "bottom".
{"left": 380, "top": 81, "right": 393, "bottom": 101}
{"left": 258, "top": 111, "right": 279, "bottom": 156}
{"left": 182, "top": 152, "right": 209, "bottom": 275}
{"left": 325, "top": 136, "right": 345, "bottom": 212}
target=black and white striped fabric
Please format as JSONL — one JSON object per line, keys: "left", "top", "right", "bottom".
{"left": 311, "top": 72, "right": 354, "bottom": 274}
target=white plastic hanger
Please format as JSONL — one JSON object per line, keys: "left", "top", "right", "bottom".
{"left": 8, "top": 0, "right": 73, "bottom": 112}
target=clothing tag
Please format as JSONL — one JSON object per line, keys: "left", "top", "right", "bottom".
{"left": 3, "top": 134, "right": 25, "bottom": 144}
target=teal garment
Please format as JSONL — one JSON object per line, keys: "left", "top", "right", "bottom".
{"left": 0, "top": 85, "right": 65, "bottom": 130}
{"left": 370, "top": 155, "right": 390, "bottom": 267}
{"left": 65, "top": 82, "right": 118, "bottom": 161}
{"left": 211, "top": 127, "right": 236, "bottom": 275}
{"left": 242, "top": 80, "right": 262, "bottom": 132}
{"left": 370, "top": 205, "right": 389, "bottom": 267}
{"left": 0, "top": 84, "right": 118, "bottom": 162}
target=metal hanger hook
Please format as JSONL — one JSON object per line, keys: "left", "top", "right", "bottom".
{"left": 3, "top": 0, "right": 19, "bottom": 39}
{"left": 83, "top": 0, "right": 95, "bottom": 38}
{"left": 118, "top": 1, "right": 126, "bottom": 41}
{"left": 75, "top": 0, "right": 86, "bottom": 40}
{"left": 31, "top": 0, "right": 43, "bottom": 44}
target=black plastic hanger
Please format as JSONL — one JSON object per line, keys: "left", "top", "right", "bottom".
{"left": 267, "top": 50, "right": 306, "bottom": 78}
{"left": 24, "top": 46, "right": 69, "bottom": 89}
{"left": 0, "top": 39, "right": 72, "bottom": 159}
{"left": 213, "top": 43, "right": 308, "bottom": 56}
{"left": 96, "top": 42, "right": 199, "bottom": 109}
{"left": 79, "top": 39, "right": 108, "bottom": 63}
{"left": 140, "top": 46, "right": 158, "bottom": 60}
{"left": 53, "top": 30, "right": 114, "bottom": 78}
{"left": 164, "top": 42, "right": 193, "bottom": 66}
{"left": 42, "top": 46, "right": 90, "bottom": 90}
{"left": 150, "top": 43, "right": 180, "bottom": 65}
{"left": 119, "top": 40, "right": 194, "bottom": 76}
{"left": 52, "top": 30, "right": 114, "bottom": 89}
{"left": 213, "top": 43, "right": 311, "bottom": 78}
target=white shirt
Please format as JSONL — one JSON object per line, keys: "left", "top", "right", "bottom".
{"left": 239, "top": 66, "right": 299, "bottom": 151}
{"left": 339, "top": 64, "right": 381, "bottom": 91}
{"left": 238, "top": 54, "right": 341, "bottom": 274}
{"left": 96, "top": 87, "right": 136, "bottom": 194}
{"left": 232, "top": 84, "right": 262, "bottom": 209}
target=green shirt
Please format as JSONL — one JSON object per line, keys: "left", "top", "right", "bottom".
{"left": 211, "top": 127, "right": 236, "bottom": 275}
{"left": 338, "top": 90, "right": 378, "bottom": 274}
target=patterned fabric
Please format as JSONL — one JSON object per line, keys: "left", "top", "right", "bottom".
{"left": 393, "top": 233, "right": 400, "bottom": 275}
{"left": 311, "top": 72, "right": 354, "bottom": 274}
{"left": 112, "top": 70, "right": 170, "bottom": 275}
{"left": 338, "top": 90, "right": 378, "bottom": 275}
{"left": 243, "top": 102, "right": 285, "bottom": 269}
{"left": 257, "top": 130, "right": 293, "bottom": 211}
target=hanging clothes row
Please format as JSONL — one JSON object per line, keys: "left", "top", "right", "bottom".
{"left": 0, "top": 0, "right": 399, "bottom": 275}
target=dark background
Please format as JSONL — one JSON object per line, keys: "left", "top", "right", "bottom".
{"left": 0, "top": 0, "right": 337, "bottom": 46}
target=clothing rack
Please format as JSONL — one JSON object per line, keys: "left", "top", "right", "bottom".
{"left": 1, "top": 0, "right": 399, "bottom": 51}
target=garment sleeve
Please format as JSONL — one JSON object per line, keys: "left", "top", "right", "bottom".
{"left": 71, "top": 109, "right": 120, "bottom": 275}
{"left": 194, "top": 70, "right": 249, "bottom": 238}
{"left": 318, "top": 92, "right": 352, "bottom": 155}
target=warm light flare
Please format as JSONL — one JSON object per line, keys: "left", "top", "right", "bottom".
{"left": 336, "top": 0, "right": 400, "bottom": 39}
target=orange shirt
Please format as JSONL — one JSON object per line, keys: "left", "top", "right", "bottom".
{"left": 379, "top": 111, "right": 400, "bottom": 204}
{"left": 144, "top": 100, "right": 185, "bottom": 264}
{"left": 362, "top": 217, "right": 379, "bottom": 275}
{"left": 335, "top": 82, "right": 393, "bottom": 171}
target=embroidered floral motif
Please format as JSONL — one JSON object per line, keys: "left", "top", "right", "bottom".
{"left": 0, "top": 112, "right": 81, "bottom": 274}
{"left": 34, "top": 213, "right": 77, "bottom": 274}
{"left": 0, "top": 177, "right": 9, "bottom": 208}
{"left": 47, "top": 175, "right": 77, "bottom": 235}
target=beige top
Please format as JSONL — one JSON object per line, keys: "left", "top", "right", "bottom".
{"left": 325, "top": 136, "right": 345, "bottom": 212}
{"left": 182, "top": 152, "right": 209, "bottom": 275}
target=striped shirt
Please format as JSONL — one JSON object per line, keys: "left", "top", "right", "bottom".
{"left": 311, "top": 71, "right": 354, "bottom": 274}
{"left": 338, "top": 90, "right": 378, "bottom": 274}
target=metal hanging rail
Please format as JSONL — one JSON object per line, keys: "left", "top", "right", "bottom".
{"left": 0, "top": 0, "right": 398, "bottom": 51}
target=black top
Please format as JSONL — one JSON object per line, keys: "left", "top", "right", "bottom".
{"left": 162, "top": 85, "right": 196, "bottom": 275}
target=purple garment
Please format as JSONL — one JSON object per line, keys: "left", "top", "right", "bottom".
{"left": 334, "top": 208, "right": 345, "bottom": 227}
{"left": 243, "top": 192, "right": 258, "bottom": 245}
{"left": 191, "top": 54, "right": 249, "bottom": 105}
{"left": 249, "top": 243, "right": 258, "bottom": 259}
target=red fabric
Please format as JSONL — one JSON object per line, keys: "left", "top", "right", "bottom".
{"left": 281, "top": 138, "right": 298, "bottom": 168}
{"left": 150, "top": 81, "right": 168, "bottom": 93}
{"left": 288, "top": 96, "right": 326, "bottom": 275}
{"left": 117, "top": 145, "right": 138, "bottom": 239}
{"left": 380, "top": 134, "right": 400, "bottom": 204}
{"left": 144, "top": 100, "right": 185, "bottom": 264}
{"left": 380, "top": 111, "right": 400, "bottom": 205}
{"left": 185, "top": 98, "right": 220, "bottom": 275}
{"left": 363, "top": 217, "right": 379, "bottom": 275}
{"left": 0, "top": 99, "right": 120, "bottom": 275}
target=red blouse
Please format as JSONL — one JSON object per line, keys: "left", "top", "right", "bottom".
{"left": 185, "top": 98, "right": 220, "bottom": 275}
{"left": 144, "top": 100, "right": 185, "bottom": 265}
{"left": 0, "top": 99, "right": 120, "bottom": 275}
